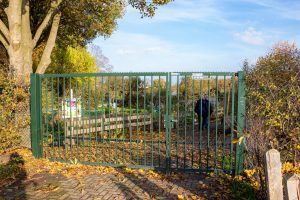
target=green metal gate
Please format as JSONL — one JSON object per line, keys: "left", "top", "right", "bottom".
{"left": 31, "top": 72, "right": 245, "bottom": 174}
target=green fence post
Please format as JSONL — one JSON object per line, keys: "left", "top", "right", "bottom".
{"left": 165, "top": 73, "right": 171, "bottom": 174}
{"left": 30, "top": 73, "right": 42, "bottom": 158}
{"left": 235, "top": 71, "right": 246, "bottom": 175}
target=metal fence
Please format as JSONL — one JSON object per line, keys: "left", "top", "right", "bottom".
{"left": 30, "top": 71, "right": 245, "bottom": 174}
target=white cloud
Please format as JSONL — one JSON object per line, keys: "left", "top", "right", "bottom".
{"left": 234, "top": 27, "right": 265, "bottom": 46}
{"left": 93, "top": 31, "right": 247, "bottom": 72}
{"left": 125, "top": 0, "right": 235, "bottom": 27}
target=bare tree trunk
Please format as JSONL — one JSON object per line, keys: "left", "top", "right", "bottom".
{"left": 21, "top": 0, "right": 33, "bottom": 85}
{"left": 7, "top": 0, "right": 24, "bottom": 84}
{"left": 0, "top": 0, "right": 62, "bottom": 148}
{"left": 17, "top": 0, "right": 32, "bottom": 148}
{"left": 1, "top": 0, "right": 62, "bottom": 80}
{"left": 36, "top": 12, "right": 61, "bottom": 74}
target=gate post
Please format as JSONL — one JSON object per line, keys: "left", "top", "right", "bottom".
{"left": 30, "top": 73, "right": 42, "bottom": 158}
{"left": 235, "top": 71, "right": 246, "bottom": 174}
{"left": 165, "top": 73, "right": 171, "bottom": 174}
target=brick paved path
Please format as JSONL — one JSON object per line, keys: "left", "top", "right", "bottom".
{"left": 0, "top": 170, "right": 216, "bottom": 200}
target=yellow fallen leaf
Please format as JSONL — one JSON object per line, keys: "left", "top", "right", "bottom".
{"left": 232, "top": 138, "right": 239, "bottom": 144}
{"left": 238, "top": 136, "right": 245, "bottom": 145}
{"left": 178, "top": 194, "right": 184, "bottom": 200}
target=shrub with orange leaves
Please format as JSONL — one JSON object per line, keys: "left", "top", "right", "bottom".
{"left": 245, "top": 41, "right": 300, "bottom": 166}
{"left": 243, "top": 41, "right": 300, "bottom": 199}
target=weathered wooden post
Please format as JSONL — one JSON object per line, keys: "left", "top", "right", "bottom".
{"left": 265, "top": 149, "right": 284, "bottom": 200}
{"left": 284, "top": 174, "right": 300, "bottom": 200}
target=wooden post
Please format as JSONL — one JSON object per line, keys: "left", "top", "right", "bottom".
{"left": 265, "top": 149, "right": 284, "bottom": 200}
{"left": 284, "top": 174, "right": 300, "bottom": 200}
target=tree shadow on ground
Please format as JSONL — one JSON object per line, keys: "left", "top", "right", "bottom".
{"left": 0, "top": 152, "right": 67, "bottom": 200}
{"left": 0, "top": 152, "right": 27, "bottom": 199}
{"left": 115, "top": 181, "right": 144, "bottom": 200}
{"left": 116, "top": 167, "right": 226, "bottom": 200}
{"left": 117, "top": 168, "right": 178, "bottom": 199}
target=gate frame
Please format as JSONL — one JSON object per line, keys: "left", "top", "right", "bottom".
{"left": 30, "top": 73, "right": 43, "bottom": 158}
{"left": 30, "top": 71, "right": 246, "bottom": 174}
{"left": 235, "top": 71, "right": 246, "bottom": 175}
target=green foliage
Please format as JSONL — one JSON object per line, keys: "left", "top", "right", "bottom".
{"left": 47, "top": 46, "right": 97, "bottom": 74}
{"left": 124, "top": 77, "right": 146, "bottom": 108}
{"left": 0, "top": 0, "right": 173, "bottom": 77}
{"left": 229, "top": 178, "right": 256, "bottom": 200}
{"left": 128, "top": 0, "right": 173, "bottom": 17}
{"left": 1, "top": 0, "right": 172, "bottom": 49}
{"left": 45, "top": 46, "right": 98, "bottom": 93}
{"left": 0, "top": 69, "right": 29, "bottom": 152}
{"left": 245, "top": 42, "right": 300, "bottom": 164}
{"left": 4, "top": 0, "right": 125, "bottom": 48}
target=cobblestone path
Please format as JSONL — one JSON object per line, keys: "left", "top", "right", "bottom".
{"left": 0, "top": 171, "right": 216, "bottom": 200}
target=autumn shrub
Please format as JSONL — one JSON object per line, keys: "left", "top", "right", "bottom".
{"left": 0, "top": 68, "right": 30, "bottom": 153}
{"left": 245, "top": 42, "right": 300, "bottom": 163}
{"left": 282, "top": 162, "right": 300, "bottom": 174}
{"left": 243, "top": 42, "right": 300, "bottom": 199}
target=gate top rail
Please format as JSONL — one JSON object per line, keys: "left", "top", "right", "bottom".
{"left": 38, "top": 71, "right": 237, "bottom": 78}
{"left": 40, "top": 72, "right": 169, "bottom": 78}
{"left": 171, "top": 72, "right": 236, "bottom": 76}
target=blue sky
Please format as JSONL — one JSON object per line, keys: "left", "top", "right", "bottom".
{"left": 92, "top": 0, "right": 300, "bottom": 72}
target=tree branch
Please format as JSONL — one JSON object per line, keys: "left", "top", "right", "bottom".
{"left": 0, "top": 32, "right": 9, "bottom": 50}
{"left": 36, "top": 12, "right": 61, "bottom": 74}
{"left": 32, "top": 0, "right": 62, "bottom": 48}
{"left": 0, "top": 19, "right": 10, "bottom": 42}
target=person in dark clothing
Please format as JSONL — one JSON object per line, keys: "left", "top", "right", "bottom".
{"left": 194, "top": 96, "right": 213, "bottom": 130}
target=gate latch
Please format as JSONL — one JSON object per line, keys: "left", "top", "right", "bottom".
{"left": 163, "top": 114, "right": 177, "bottom": 129}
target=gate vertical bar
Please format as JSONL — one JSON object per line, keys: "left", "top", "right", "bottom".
{"left": 30, "top": 73, "right": 42, "bottom": 158}
{"left": 165, "top": 73, "right": 171, "bottom": 173}
{"left": 235, "top": 71, "right": 246, "bottom": 174}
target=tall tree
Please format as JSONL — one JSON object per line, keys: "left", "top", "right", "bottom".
{"left": 89, "top": 44, "right": 113, "bottom": 72}
{"left": 0, "top": 0, "right": 173, "bottom": 85}
{"left": 46, "top": 46, "right": 97, "bottom": 74}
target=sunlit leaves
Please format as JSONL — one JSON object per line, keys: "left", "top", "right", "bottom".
{"left": 47, "top": 46, "right": 97, "bottom": 74}
{"left": 0, "top": 69, "right": 29, "bottom": 152}
{"left": 245, "top": 41, "right": 300, "bottom": 164}
{"left": 282, "top": 162, "right": 300, "bottom": 174}
{"left": 128, "top": 0, "right": 173, "bottom": 17}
